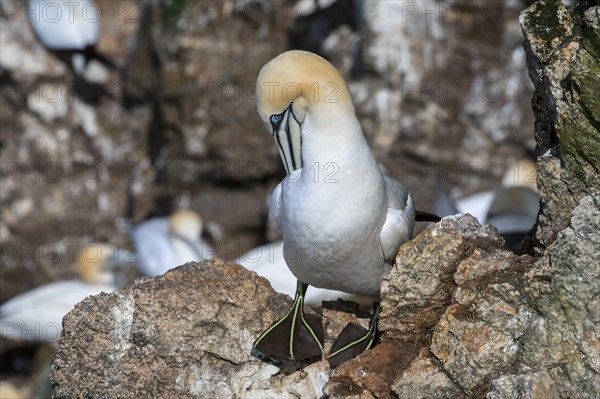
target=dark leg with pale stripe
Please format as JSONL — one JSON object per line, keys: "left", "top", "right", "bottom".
{"left": 327, "top": 302, "right": 381, "bottom": 368}
{"left": 251, "top": 280, "right": 324, "bottom": 365}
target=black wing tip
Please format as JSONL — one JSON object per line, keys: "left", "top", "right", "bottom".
{"left": 415, "top": 210, "right": 442, "bottom": 223}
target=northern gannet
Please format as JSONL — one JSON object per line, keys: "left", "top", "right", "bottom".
{"left": 237, "top": 241, "right": 373, "bottom": 309}
{"left": 434, "top": 160, "right": 539, "bottom": 248}
{"left": 28, "top": 0, "right": 115, "bottom": 103}
{"left": 130, "top": 210, "right": 215, "bottom": 276}
{"left": 484, "top": 186, "right": 539, "bottom": 248}
{"left": 0, "top": 244, "right": 131, "bottom": 343}
{"left": 28, "top": 0, "right": 101, "bottom": 72}
{"left": 251, "top": 50, "right": 439, "bottom": 368}
{"left": 0, "top": 381, "right": 25, "bottom": 399}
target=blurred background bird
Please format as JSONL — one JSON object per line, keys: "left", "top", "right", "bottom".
{"left": 0, "top": 244, "right": 134, "bottom": 399}
{"left": 1, "top": 243, "right": 134, "bottom": 343}
{"left": 0, "top": 381, "right": 25, "bottom": 399}
{"left": 128, "top": 210, "right": 215, "bottom": 277}
{"left": 27, "top": 0, "right": 114, "bottom": 103}
{"left": 435, "top": 160, "right": 539, "bottom": 249}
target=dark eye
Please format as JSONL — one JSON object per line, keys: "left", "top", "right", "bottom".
{"left": 270, "top": 114, "right": 281, "bottom": 125}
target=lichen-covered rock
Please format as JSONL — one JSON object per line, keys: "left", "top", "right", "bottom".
{"left": 522, "top": 195, "right": 600, "bottom": 398}
{"left": 389, "top": 196, "right": 597, "bottom": 399}
{"left": 521, "top": 1, "right": 600, "bottom": 251}
{"left": 487, "top": 371, "right": 561, "bottom": 399}
{"left": 431, "top": 305, "right": 522, "bottom": 394}
{"left": 428, "top": 247, "right": 537, "bottom": 394}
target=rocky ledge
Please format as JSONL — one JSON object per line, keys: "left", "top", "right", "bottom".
{"left": 51, "top": 201, "right": 598, "bottom": 398}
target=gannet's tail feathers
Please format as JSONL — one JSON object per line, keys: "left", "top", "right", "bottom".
{"left": 415, "top": 210, "right": 442, "bottom": 222}
{"left": 383, "top": 175, "right": 441, "bottom": 223}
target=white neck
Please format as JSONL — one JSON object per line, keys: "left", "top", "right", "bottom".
{"left": 300, "top": 109, "right": 380, "bottom": 179}
{"left": 171, "top": 235, "right": 202, "bottom": 263}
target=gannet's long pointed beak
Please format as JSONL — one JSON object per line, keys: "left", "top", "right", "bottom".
{"left": 270, "top": 104, "right": 303, "bottom": 175}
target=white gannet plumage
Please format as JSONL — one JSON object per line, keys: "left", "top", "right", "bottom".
{"left": 0, "top": 381, "right": 25, "bottom": 399}
{"left": 28, "top": 0, "right": 100, "bottom": 50}
{"left": 252, "top": 50, "right": 421, "bottom": 367}
{"left": 0, "top": 244, "right": 128, "bottom": 343}
{"left": 28, "top": 0, "right": 101, "bottom": 74}
{"left": 237, "top": 241, "right": 372, "bottom": 309}
{"left": 131, "top": 210, "right": 215, "bottom": 276}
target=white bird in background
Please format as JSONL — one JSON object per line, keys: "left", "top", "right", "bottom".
{"left": 28, "top": 0, "right": 101, "bottom": 73}
{"left": 130, "top": 210, "right": 215, "bottom": 277}
{"left": 485, "top": 186, "right": 539, "bottom": 247}
{"left": 452, "top": 190, "right": 495, "bottom": 223}
{"left": 28, "top": 0, "right": 115, "bottom": 104}
{"left": 250, "top": 50, "right": 440, "bottom": 368}
{"left": 237, "top": 242, "right": 373, "bottom": 309}
{"left": 435, "top": 160, "right": 539, "bottom": 248}
{"left": 0, "top": 244, "right": 133, "bottom": 343}
{"left": 0, "top": 381, "right": 25, "bottom": 399}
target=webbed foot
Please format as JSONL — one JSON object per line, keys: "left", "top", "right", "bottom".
{"left": 252, "top": 281, "right": 324, "bottom": 367}
{"left": 327, "top": 302, "right": 380, "bottom": 369}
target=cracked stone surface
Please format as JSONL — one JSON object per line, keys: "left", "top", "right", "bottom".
{"left": 487, "top": 371, "right": 561, "bottom": 399}
{"left": 522, "top": 195, "right": 600, "bottom": 398}
{"left": 51, "top": 260, "right": 332, "bottom": 398}
{"left": 379, "top": 215, "right": 504, "bottom": 341}
{"left": 391, "top": 349, "right": 464, "bottom": 399}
